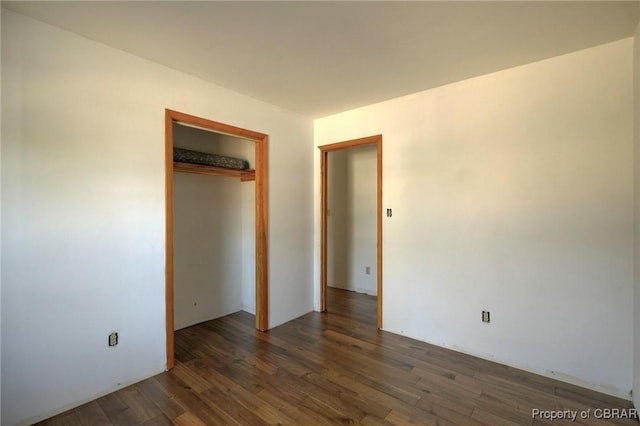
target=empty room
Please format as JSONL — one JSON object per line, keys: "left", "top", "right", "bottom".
{"left": 2, "top": 1, "right": 640, "bottom": 425}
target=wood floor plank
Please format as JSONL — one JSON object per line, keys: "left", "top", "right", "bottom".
{"left": 417, "top": 387, "right": 477, "bottom": 417}
{"left": 256, "top": 383, "right": 344, "bottom": 425}
{"left": 173, "top": 412, "right": 208, "bottom": 426}
{"left": 187, "top": 358, "right": 241, "bottom": 393}
{"left": 224, "top": 385, "right": 298, "bottom": 424}
{"left": 118, "top": 385, "right": 162, "bottom": 422}
{"left": 170, "top": 362, "right": 214, "bottom": 393}
{"left": 416, "top": 396, "right": 485, "bottom": 425}
{"left": 73, "top": 400, "right": 112, "bottom": 426}
{"left": 320, "top": 368, "right": 432, "bottom": 421}
{"left": 142, "top": 413, "right": 174, "bottom": 426}
{"left": 473, "top": 390, "right": 542, "bottom": 424}
{"left": 37, "top": 288, "right": 638, "bottom": 426}
{"left": 471, "top": 406, "right": 529, "bottom": 426}
{"left": 154, "top": 373, "right": 239, "bottom": 425}
{"left": 384, "top": 408, "right": 445, "bottom": 426}
{"left": 135, "top": 376, "right": 186, "bottom": 421}
{"left": 360, "top": 413, "right": 393, "bottom": 425}
{"left": 198, "top": 387, "right": 269, "bottom": 425}
{"left": 96, "top": 392, "right": 129, "bottom": 421}
{"left": 293, "top": 370, "right": 375, "bottom": 420}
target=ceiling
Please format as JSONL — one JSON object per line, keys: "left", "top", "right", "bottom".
{"left": 3, "top": 1, "right": 639, "bottom": 118}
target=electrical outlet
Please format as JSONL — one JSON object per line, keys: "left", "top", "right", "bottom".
{"left": 482, "top": 311, "right": 490, "bottom": 323}
{"left": 365, "top": 266, "right": 370, "bottom": 275}
{"left": 108, "top": 332, "right": 118, "bottom": 347}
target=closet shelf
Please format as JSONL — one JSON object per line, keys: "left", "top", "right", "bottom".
{"left": 173, "top": 161, "right": 255, "bottom": 182}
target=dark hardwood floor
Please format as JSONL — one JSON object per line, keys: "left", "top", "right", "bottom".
{"left": 39, "top": 288, "right": 637, "bottom": 425}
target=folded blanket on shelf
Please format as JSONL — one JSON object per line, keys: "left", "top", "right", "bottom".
{"left": 173, "top": 147, "right": 249, "bottom": 170}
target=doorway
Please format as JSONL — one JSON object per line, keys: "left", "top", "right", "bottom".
{"left": 319, "top": 135, "right": 382, "bottom": 328}
{"left": 165, "top": 109, "right": 268, "bottom": 369}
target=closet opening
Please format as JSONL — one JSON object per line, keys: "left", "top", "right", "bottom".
{"left": 319, "top": 135, "right": 382, "bottom": 328}
{"left": 165, "top": 109, "right": 268, "bottom": 369}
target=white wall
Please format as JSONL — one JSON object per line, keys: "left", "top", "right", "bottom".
{"left": 241, "top": 141, "right": 256, "bottom": 314}
{"left": 173, "top": 125, "right": 255, "bottom": 330}
{"left": 327, "top": 150, "right": 348, "bottom": 288}
{"left": 347, "top": 145, "right": 377, "bottom": 295}
{"left": 633, "top": 21, "right": 640, "bottom": 411}
{"left": 174, "top": 171, "right": 242, "bottom": 329}
{"left": 315, "top": 39, "right": 635, "bottom": 398}
{"left": 327, "top": 146, "right": 377, "bottom": 295}
{"left": 1, "top": 9, "right": 313, "bottom": 426}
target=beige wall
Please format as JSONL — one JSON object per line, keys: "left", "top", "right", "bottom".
{"left": 315, "top": 39, "right": 634, "bottom": 398}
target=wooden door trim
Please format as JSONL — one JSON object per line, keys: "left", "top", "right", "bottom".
{"left": 319, "top": 135, "right": 382, "bottom": 328}
{"left": 165, "top": 109, "right": 269, "bottom": 369}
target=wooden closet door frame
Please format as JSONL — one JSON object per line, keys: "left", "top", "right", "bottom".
{"left": 319, "top": 135, "right": 382, "bottom": 329}
{"left": 165, "top": 109, "right": 269, "bottom": 369}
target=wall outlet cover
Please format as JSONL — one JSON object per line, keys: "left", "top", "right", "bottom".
{"left": 108, "top": 332, "right": 118, "bottom": 347}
